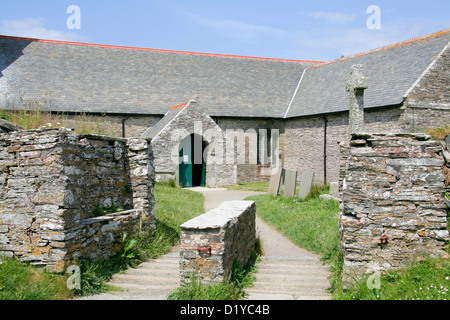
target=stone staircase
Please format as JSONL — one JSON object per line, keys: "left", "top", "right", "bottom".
{"left": 80, "top": 247, "right": 180, "bottom": 300}
{"left": 245, "top": 256, "right": 331, "bottom": 300}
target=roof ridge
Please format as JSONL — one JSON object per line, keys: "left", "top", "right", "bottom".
{"left": 170, "top": 103, "right": 188, "bottom": 110}
{"left": 307, "top": 28, "right": 450, "bottom": 70}
{"left": 0, "top": 34, "right": 324, "bottom": 64}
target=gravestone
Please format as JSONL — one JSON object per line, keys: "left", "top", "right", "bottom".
{"left": 346, "top": 64, "right": 368, "bottom": 135}
{"left": 329, "top": 181, "right": 339, "bottom": 198}
{"left": 298, "top": 170, "right": 315, "bottom": 199}
{"left": 268, "top": 168, "right": 283, "bottom": 195}
{"left": 283, "top": 169, "right": 297, "bottom": 198}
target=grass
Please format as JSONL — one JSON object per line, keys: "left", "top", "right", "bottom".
{"left": 0, "top": 257, "right": 73, "bottom": 300}
{"left": 144, "top": 181, "right": 205, "bottom": 259}
{"left": 335, "top": 257, "right": 450, "bottom": 300}
{"left": 425, "top": 125, "right": 450, "bottom": 141}
{"left": 227, "top": 181, "right": 270, "bottom": 192}
{"left": 1, "top": 97, "right": 112, "bottom": 135}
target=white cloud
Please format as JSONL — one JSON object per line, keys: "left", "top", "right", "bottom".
{"left": 187, "top": 13, "right": 287, "bottom": 42}
{"left": 293, "top": 21, "right": 430, "bottom": 61}
{"left": 0, "top": 18, "right": 87, "bottom": 42}
{"left": 308, "top": 11, "right": 356, "bottom": 25}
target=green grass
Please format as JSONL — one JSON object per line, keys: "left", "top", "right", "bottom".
{"left": 247, "top": 195, "right": 339, "bottom": 257}
{"left": 1, "top": 100, "right": 112, "bottom": 135}
{"left": 425, "top": 125, "right": 450, "bottom": 141}
{"left": 336, "top": 257, "right": 450, "bottom": 300}
{"left": 0, "top": 257, "right": 73, "bottom": 300}
{"left": 227, "top": 182, "right": 270, "bottom": 192}
{"left": 144, "top": 181, "right": 205, "bottom": 259}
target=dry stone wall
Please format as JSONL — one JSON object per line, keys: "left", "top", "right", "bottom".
{"left": 0, "top": 128, "right": 155, "bottom": 272}
{"left": 179, "top": 200, "right": 256, "bottom": 284}
{"left": 339, "top": 132, "right": 449, "bottom": 288}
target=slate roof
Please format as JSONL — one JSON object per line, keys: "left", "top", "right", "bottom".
{"left": 285, "top": 29, "right": 450, "bottom": 118}
{"left": 0, "top": 36, "right": 319, "bottom": 118}
{"left": 1, "top": 29, "right": 449, "bottom": 120}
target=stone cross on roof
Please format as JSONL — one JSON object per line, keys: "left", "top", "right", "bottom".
{"left": 346, "top": 64, "right": 368, "bottom": 135}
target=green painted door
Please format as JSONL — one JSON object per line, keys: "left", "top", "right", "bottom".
{"left": 179, "top": 136, "right": 192, "bottom": 188}
{"left": 179, "top": 134, "right": 206, "bottom": 188}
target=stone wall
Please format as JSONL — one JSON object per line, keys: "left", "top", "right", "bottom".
{"left": 283, "top": 106, "right": 405, "bottom": 185}
{"left": 339, "top": 132, "right": 449, "bottom": 288}
{"left": 0, "top": 128, "right": 155, "bottom": 272}
{"left": 179, "top": 200, "right": 256, "bottom": 284}
{"left": 237, "top": 164, "right": 273, "bottom": 182}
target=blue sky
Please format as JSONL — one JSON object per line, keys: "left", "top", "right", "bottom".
{"left": 0, "top": 0, "right": 448, "bottom": 61}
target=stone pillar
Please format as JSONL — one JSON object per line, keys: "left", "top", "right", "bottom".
{"left": 339, "top": 132, "right": 448, "bottom": 289}
{"left": 346, "top": 64, "right": 368, "bottom": 135}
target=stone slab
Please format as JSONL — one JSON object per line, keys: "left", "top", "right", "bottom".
{"left": 180, "top": 200, "right": 255, "bottom": 230}
{"left": 283, "top": 169, "right": 297, "bottom": 198}
{"left": 298, "top": 170, "right": 315, "bottom": 199}
{"left": 329, "top": 181, "right": 339, "bottom": 197}
{"left": 268, "top": 168, "right": 283, "bottom": 195}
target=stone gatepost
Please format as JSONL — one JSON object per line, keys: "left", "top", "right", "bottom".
{"left": 339, "top": 132, "right": 448, "bottom": 289}
{"left": 346, "top": 64, "right": 368, "bottom": 135}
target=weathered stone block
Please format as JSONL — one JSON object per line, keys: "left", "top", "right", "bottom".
{"left": 180, "top": 201, "right": 256, "bottom": 285}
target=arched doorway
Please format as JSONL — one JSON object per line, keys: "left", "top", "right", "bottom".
{"left": 178, "top": 134, "right": 207, "bottom": 188}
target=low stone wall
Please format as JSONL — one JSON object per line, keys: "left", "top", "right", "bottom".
{"left": 0, "top": 128, "right": 155, "bottom": 272}
{"left": 339, "top": 132, "right": 449, "bottom": 288}
{"left": 179, "top": 200, "right": 256, "bottom": 284}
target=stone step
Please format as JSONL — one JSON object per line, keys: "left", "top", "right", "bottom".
{"left": 111, "top": 282, "right": 179, "bottom": 292}
{"left": 111, "top": 273, "right": 180, "bottom": 285}
{"left": 246, "top": 284, "right": 330, "bottom": 294}
{"left": 121, "top": 268, "right": 179, "bottom": 277}
{"left": 253, "top": 273, "right": 330, "bottom": 283}
{"left": 258, "top": 257, "right": 324, "bottom": 265}
{"left": 245, "top": 291, "right": 331, "bottom": 301}
{"left": 124, "top": 261, "right": 179, "bottom": 271}
{"left": 249, "top": 280, "right": 330, "bottom": 291}
{"left": 258, "top": 258, "right": 324, "bottom": 265}
{"left": 245, "top": 288, "right": 329, "bottom": 296}
{"left": 109, "top": 283, "right": 177, "bottom": 299}
{"left": 255, "top": 264, "right": 330, "bottom": 274}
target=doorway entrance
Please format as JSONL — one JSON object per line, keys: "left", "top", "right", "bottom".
{"left": 178, "top": 134, "right": 207, "bottom": 188}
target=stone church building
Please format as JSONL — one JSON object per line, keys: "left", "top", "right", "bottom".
{"left": 1, "top": 29, "right": 449, "bottom": 188}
